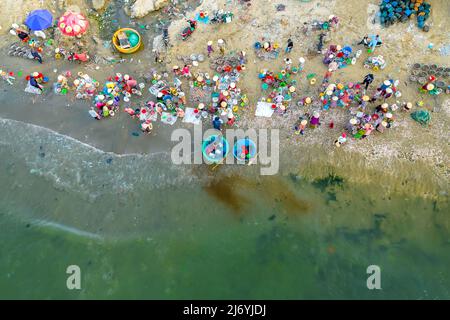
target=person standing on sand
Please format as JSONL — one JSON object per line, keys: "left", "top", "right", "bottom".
{"left": 285, "top": 38, "right": 293, "bottom": 54}
{"left": 89, "top": 108, "right": 101, "bottom": 120}
{"left": 182, "top": 64, "right": 192, "bottom": 78}
{"left": 15, "top": 27, "right": 30, "bottom": 42}
{"left": 153, "top": 49, "right": 161, "bottom": 63}
{"left": 284, "top": 57, "right": 292, "bottom": 71}
{"left": 358, "top": 35, "right": 369, "bottom": 46}
{"left": 31, "top": 48, "right": 43, "bottom": 64}
{"left": 218, "top": 39, "right": 225, "bottom": 55}
{"left": 213, "top": 116, "right": 223, "bottom": 131}
{"left": 29, "top": 73, "right": 43, "bottom": 92}
{"left": 207, "top": 41, "right": 214, "bottom": 57}
{"left": 362, "top": 73, "right": 374, "bottom": 90}
{"left": 238, "top": 51, "right": 246, "bottom": 65}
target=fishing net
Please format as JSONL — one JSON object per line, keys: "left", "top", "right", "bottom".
{"left": 411, "top": 109, "right": 431, "bottom": 126}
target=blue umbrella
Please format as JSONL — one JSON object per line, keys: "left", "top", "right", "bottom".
{"left": 25, "top": 9, "right": 53, "bottom": 31}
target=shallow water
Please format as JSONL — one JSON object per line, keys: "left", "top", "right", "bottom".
{"left": 0, "top": 119, "right": 449, "bottom": 298}
{"left": 0, "top": 0, "right": 450, "bottom": 299}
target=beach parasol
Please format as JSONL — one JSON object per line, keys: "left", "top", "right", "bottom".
{"left": 25, "top": 9, "right": 53, "bottom": 30}
{"left": 58, "top": 11, "right": 89, "bottom": 37}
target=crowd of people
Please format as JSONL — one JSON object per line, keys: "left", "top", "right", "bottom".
{"left": 1, "top": 8, "right": 443, "bottom": 149}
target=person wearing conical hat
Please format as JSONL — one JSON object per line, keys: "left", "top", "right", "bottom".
{"left": 345, "top": 118, "right": 358, "bottom": 133}
{"left": 218, "top": 39, "right": 226, "bottom": 55}
{"left": 294, "top": 117, "right": 307, "bottom": 135}
{"left": 141, "top": 120, "right": 153, "bottom": 135}
{"left": 310, "top": 111, "right": 321, "bottom": 128}
{"left": 380, "top": 79, "right": 392, "bottom": 90}
{"left": 227, "top": 109, "right": 235, "bottom": 126}
{"left": 385, "top": 112, "right": 394, "bottom": 125}
{"left": 335, "top": 132, "right": 347, "bottom": 147}
{"left": 376, "top": 120, "right": 388, "bottom": 133}
{"left": 376, "top": 102, "right": 389, "bottom": 114}
{"left": 362, "top": 123, "right": 374, "bottom": 138}
{"left": 383, "top": 87, "right": 393, "bottom": 99}
{"left": 29, "top": 72, "right": 43, "bottom": 92}
{"left": 403, "top": 102, "right": 413, "bottom": 112}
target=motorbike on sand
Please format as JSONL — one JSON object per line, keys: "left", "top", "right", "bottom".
{"left": 55, "top": 48, "right": 90, "bottom": 62}
{"left": 181, "top": 19, "right": 197, "bottom": 41}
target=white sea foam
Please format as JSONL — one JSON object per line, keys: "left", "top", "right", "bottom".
{"left": 33, "top": 219, "right": 103, "bottom": 239}
{"left": 0, "top": 117, "right": 197, "bottom": 198}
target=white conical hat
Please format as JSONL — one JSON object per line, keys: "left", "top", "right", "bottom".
{"left": 386, "top": 112, "right": 393, "bottom": 118}
{"left": 381, "top": 103, "right": 388, "bottom": 109}
{"left": 350, "top": 118, "right": 357, "bottom": 125}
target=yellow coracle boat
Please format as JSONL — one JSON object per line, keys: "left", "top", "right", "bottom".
{"left": 112, "top": 28, "right": 142, "bottom": 54}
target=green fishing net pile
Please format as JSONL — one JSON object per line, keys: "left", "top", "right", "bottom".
{"left": 411, "top": 109, "right": 431, "bottom": 126}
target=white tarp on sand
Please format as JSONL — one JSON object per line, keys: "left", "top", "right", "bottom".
{"left": 255, "top": 102, "right": 274, "bottom": 117}
{"left": 182, "top": 107, "right": 201, "bottom": 125}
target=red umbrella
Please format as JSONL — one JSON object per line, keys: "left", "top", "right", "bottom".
{"left": 58, "top": 11, "right": 89, "bottom": 36}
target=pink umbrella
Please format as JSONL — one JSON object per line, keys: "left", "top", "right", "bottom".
{"left": 58, "top": 11, "right": 89, "bottom": 37}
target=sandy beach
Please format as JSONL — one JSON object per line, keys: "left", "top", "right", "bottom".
{"left": 0, "top": 0, "right": 448, "bottom": 197}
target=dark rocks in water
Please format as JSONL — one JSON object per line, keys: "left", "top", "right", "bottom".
{"left": 288, "top": 173, "right": 302, "bottom": 183}
{"left": 39, "top": 146, "right": 45, "bottom": 158}
{"left": 268, "top": 214, "right": 276, "bottom": 221}
{"left": 312, "top": 174, "right": 345, "bottom": 192}
{"left": 326, "top": 191, "right": 337, "bottom": 202}
{"left": 106, "top": 157, "right": 113, "bottom": 164}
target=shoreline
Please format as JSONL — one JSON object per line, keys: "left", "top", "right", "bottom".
{"left": 0, "top": 0, "right": 449, "bottom": 201}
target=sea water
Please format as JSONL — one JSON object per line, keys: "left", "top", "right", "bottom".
{"left": 0, "top": 118, "right": 449, "bottom": 299}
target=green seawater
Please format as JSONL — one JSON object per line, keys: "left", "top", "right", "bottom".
{"left": 1, "top": 140, "right": 449, "bottom": 299}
